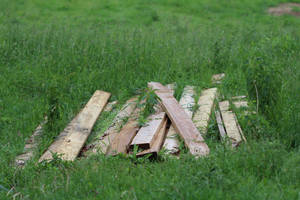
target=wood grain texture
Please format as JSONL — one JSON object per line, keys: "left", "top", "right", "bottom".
{"left": 163, "top": 85, "right": 195, "bottom": 154}
{"left": 219, "top": 101, "right": 242, "bottom": 147}
{"left": 193, "top": 88, "right": 217, "bottom": 135}
{"left": 131, "top": 112, "right": 166, "bottom": 149}
{"left": 106, "top": 100, "right": 144, "bottom": 156}
{"left": 86, "top": 97, "right": 138, "bottom": 155}
{"left": 39, "top": 90, "right": 110, "bottom": 162}
{"left": 149, "top": 82, "right": 209, "bottom": 157}
{"left": 136, "top": 119, "right": 168, "bottom": 157}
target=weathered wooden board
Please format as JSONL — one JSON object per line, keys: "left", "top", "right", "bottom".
{"left": 214, "top": 109, "right": 226, "bottom": 139}
{"left": 15, "top": 119, "right": 47, "bottom": 166}
{"left": 193, "top": 88, "right": 217, "bottom": 135}
{"left": 212, "top": 73, "right": 225, "bottom": 84}
{"left": 233, "top": 100, "right": 248, "bottom": 109}
{"left": 136, "top": 119, "right": 168, "bottom": 157}
{"left": 103, "top": 101, "right": 118, "bottom": 112}
{"left": 86, "top": 97, "right": 138, "bottom": 155}
{"left": 106, "top": 100, "right": 144, "bottom": 156}
{"left": 163, "top": 85, "right": 195, "bottom": 154}
{"left": 131, "top": 112, "right": 166, "bottom": 149}
{"left": 149, "top": 82, "right": 209, "bottom": 156}
{"left": 219, "top": 101, "right": 242, "bottom": 147}
{"left": 39, "top": 90, "right": 110, "bottom": 162}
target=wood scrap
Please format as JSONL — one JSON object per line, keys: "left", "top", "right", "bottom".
{"left": 85, "top": 97, "right": 138, "bottom": 155}
{"left": 106, "top": 100, "right": 144, "bottom": 156}
{"left": 212, "top": 73, "right": 225, "bottom": 84}
{"left": 219, "top": 101, "right": 242, "bottom": 147}
{"left": 136, "top": 119, "right": 168, "bottom": 157}
{"left": 149, "top": 82, "right": 209, "bottom": 157}
{"left": 214, "top": 109, "right": 226, "bottom": 139}
{"left": 233, "top": 100, "right": 248, "bottom": 109}
{"left": 15, "top": 118, "right": 47, "bottom": 166}
{"left": 39, "top": 90, "right": 110, "bottom": 162}
{"left": 163, "top": 85, "right": 195, "bottom": 154}
{"left": 193, "top": 88, "right": 217, "bottom": 135}
{"left": 131, "top": 112, "right": 166, "bottom": 149}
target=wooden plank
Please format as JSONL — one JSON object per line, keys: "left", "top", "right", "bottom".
{"left": 214, "top": 109, "right": 226, "bottom": 139}
{"left": 15, "top": 119, "right": 47, "bottom": 166}
{"left": 39, "top": 90, "right": 110, "bottom": 162}
{"left": 193, "top": 88, "right": 218, "bottom": 135}
{"left": 149, "top": 82, "right": 209, "bottom": 157}
{"left": 233, "top": 100, "right": 248, "bottom": 109}
{"left": 212, "top": 73, "right": 225, "bottom": 84}
{"left": 103, "top": 101, "right": 118, "bottom": 112}
{"left": 136, "top": 119, "right": 168, "bottom": 157}
{"left": 131, "top": 112, "right": 166, "bottom": 149}
{"left": 163, "top": 85, "right": 195, "bottom": 154}
{"left": 106, "top": 100, "right": 144, "bottom": 156}
{"left": 219, "top": 101, "right": 242, "bottom": 147}
{"left": 85, "top": 97, "right": 138, "bottom": 155}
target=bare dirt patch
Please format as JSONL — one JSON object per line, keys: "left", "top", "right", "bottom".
{"left": 268, "top": 3, "right": 300, "bottom": 17}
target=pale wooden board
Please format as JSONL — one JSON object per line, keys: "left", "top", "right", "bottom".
{"left": 232, "top": 96, "right": 247, "bottom": 100}
{"left": 212, "top": 73, "right": 225, "bottom": 84}
{"left": 131, "top": 112, "right": 166, "bottom": 149}
{"left": 193, "top": 88, "right": 218, "bottom": 135}
{"left": 136, "top": 118, "right": 168, "bottom": 157}
{"left": 15, "top": 119, "right": 47, "bottom": 166}
{"left": 86, "top": 97, "right": 138, "bottom": 155}
{"left": 163, "top": 85, "right": 195, "bottom": 154}
{"left": 106, "top": 100, "right": 144, "bottom": 156}
{"left": 219, "top": 100, "right": 242, "bottom": 146}
{"left": 233, "top": 100, "right": 248, "bottom": 109}
{"left": 39, "top": 90, "right": 110, "bottom": 162}
{"left": 214, "top": 109, "right": 226, "bottom": 139}
{"left": 149, "top": 82, "right": 209, "bottom": 157}
{"left": 103, "top": 101, "right": 118, "bottom": 112}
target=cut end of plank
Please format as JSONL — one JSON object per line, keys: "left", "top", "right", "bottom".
{"left": 189, "top": 141, "right": 210, "bottom": 157}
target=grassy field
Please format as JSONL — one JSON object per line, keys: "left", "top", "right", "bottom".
{"left": 1, "top": 0, "right": 300, "bottom": 199}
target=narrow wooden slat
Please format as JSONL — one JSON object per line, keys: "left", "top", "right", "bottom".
{"left": 39, "top": 90, "right": 110, "bottom": 162}
{"left": 86, "top": 97, "right": 138, "bottom": 155}
{"left": 219, "top": 101, "right": 242, "bottom": 147}
{"left": 136, "top": 119, "right": 168, "bottom": 157}
{"left": 193, "top": 88, "right": 218, "bottom": 135}
{"left": 149, "top": 82, "right": 209, "bottom": 157}
{"left": 15, "top": 119, "right": 47, "bottom": 166}
{"left": 214, "top": 109, "right": 226, "bottom": 139}
{"left": 106, "top": 101, "right": 144, "bottom": 156}
{"left": 163, "top": 85, "right": 195, "bottom": 154}
{"left": 131, "top": 112, "right": 166, "bottom": 149}
{"left": 103, "top": 101, "right": 118, "bottom": 112}
{"left": 233, "top": 100, "right": 248, "bottom": 109}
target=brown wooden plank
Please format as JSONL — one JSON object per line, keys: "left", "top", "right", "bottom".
{"left": 219, "top": 101, "right": 242, "bottom": 147}
{"left": 131, "top": 112, "right": 166, "bottom": 149}
{"left": 149, "top": 82, "right": 209, "bottom": 157}
{"left": 214, "top": 109, "right": 226, "bottom": 139}
{"left": 85, "top": 97, "right": 138, "bottom": 155}
{"left": 193, "top": 88, "right": 217, "bottom": 135}
{"left": 39, "top": 90, "right": 110, "bottom": 162}
{"left": 106, "top": 100, "right": 144, "bottom": 156}
{"left": 136, "top": 118, "right": 168, "bottom": 157}
{"left": 163, "top": 85, "right": 195, "bottom": 154}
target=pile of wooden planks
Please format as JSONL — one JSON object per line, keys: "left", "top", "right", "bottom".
{"left": 15, "top": 74, "right": 250, "bottom": 166}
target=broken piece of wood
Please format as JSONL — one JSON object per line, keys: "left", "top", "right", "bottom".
{"left": 193, "top": 88, "right": 217, "bottom": 135}
{"left": 212, "top": 73, "right": 225, "bottom": 84}
{"left": 103, "top": 101, "right": 118, "bottom": 112}
{"left": 136, "top": 119, "right": 168, "bottom": 157}
{"left": 214, "top": 109, "right": 226, "bottom": 139}
{"left": 39, "top": 90, "right": 111, "bottom": 162}
{"left": 149, "top": 82, "right": 209, "bottom": 157}
{"left": 163, "top": 85, "right": 195, "bottom": 154}
{"left": 85, "top": 97, "right": 138, "bottom": 155}
{"left": 131, "top": 112, "right": 166, "bottom": 149}
{"left": 106, "top": 100, "right": 144, "bottom": 156}
{"left": 219, "top": 101, "right": 242, "bottom": 147}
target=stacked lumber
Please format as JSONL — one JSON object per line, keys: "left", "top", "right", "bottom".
{"left": 14, "top": 73, "right": 251, "bottom": 166}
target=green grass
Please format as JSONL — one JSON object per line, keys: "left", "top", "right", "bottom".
{"left": 0, "top": 0, "right": 300, "bottom": 199}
